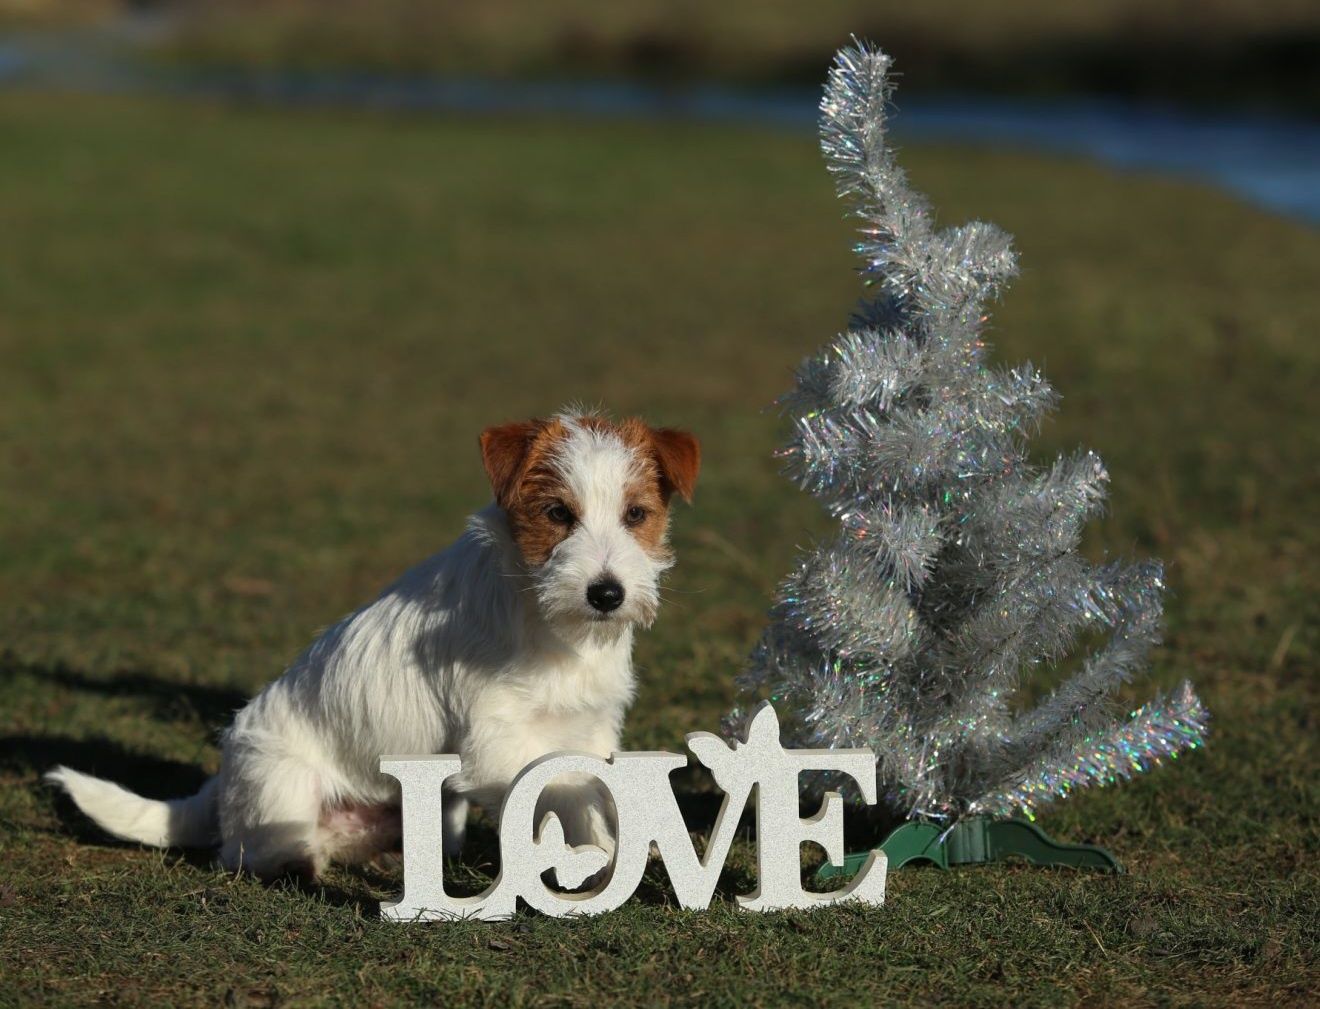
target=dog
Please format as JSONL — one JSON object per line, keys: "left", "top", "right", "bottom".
{"left": 46, "top": 410, "right": 700, "bottom": 882}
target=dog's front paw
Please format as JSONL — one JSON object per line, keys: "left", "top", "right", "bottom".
{"left": 551, "top": 849, "right": 611, "bottom": 891}
{"left": 536, "top": 812, "right": 610, "bottom": 890}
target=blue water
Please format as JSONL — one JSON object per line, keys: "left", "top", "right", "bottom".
{"left": 895, "top": 99, "right": 1320, "bottom": 226}
{"left": 2, "top": 29, "right": 1317, "bottom": 225}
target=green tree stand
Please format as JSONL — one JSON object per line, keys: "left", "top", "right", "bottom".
{"left": 815, "top": 817, "right": 1121, "bottom": 881}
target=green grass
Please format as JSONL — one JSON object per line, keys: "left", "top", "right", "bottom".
{"left": 0, "top": 93, "right": 1316, "bottom": 1007}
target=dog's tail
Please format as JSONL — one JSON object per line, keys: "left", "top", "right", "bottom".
{"left": 44, "top": 767, "right": 220, "bottom": 849}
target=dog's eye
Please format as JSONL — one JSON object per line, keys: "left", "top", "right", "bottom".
{"left": 546, "top": 503, "right": 575, "bottom": 525}
{"left": 624, "top": 505, "right": 647, "bottom": 526}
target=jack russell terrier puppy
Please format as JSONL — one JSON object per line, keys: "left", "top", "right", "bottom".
{"left": 47, "top": 411, "right": 700, "bottom": 882}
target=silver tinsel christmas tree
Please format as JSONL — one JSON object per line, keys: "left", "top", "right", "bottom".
{"left": 729, "top": 41, "right": 1208, "bottom": 828}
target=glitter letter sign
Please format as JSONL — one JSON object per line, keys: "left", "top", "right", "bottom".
{"left": 379, "top": 703, "right": 887, "bottom": 920}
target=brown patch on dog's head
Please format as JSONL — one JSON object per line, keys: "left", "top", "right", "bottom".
{"left": 480, "top": 417, "right": 577, "bottom": 567}
{"left": 646, "top": 426, "right": 701, "bottom": 504}
{"left": 478, "top": 420, "right": 543, "bottom": 508}
{"left": 615, "top": 418, "right": 701, "bottom": 560}
{"left": 479, "top": 414, "right": 700, "bottom": 569}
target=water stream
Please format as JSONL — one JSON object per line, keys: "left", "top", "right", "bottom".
{"left": 2, "top": 21, "right": 1316, "bottom": 224}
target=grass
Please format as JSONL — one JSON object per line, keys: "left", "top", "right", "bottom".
{"left": 0, "top": 0, "right": 116, "bottom": 30}
{"left": 0, "top": 92, "right": 1316, "bottom": 1007}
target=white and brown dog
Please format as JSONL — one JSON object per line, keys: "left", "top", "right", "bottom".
{"left": 47, "top": 411, "right": 700, "bottom": 882}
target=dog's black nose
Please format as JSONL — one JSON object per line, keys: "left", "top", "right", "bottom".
{"left": 586, "top": 578, "right": 625, "bottom": 613}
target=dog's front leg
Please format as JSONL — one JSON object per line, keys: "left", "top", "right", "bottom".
{"left": 535, "top": 773, "right": 615, "bottom": 855}
{"left": 442, "top": 791, "right": 469, "bottom": 857}
{"left": 531, "top": 773, "right": 615, "bottom": 892}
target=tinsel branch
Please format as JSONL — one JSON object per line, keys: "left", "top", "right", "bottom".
{"left": 970, "top": 681, "right": 1209, "bottom": 818}
{"left": 837, "top": 502, "right": 942, "bottom": 590}
{"left": 928, "top": 560, "right": 1163, "bottom": 748}
{"left": 780, "top": 329, "right": 926, "bottom": 415}
{"left": 776, "top": 540, "right": 923, "bottom": 664}
{"left": 1003, "top": 564, "right": 1166, "bottom": 756}
{"left": 781, "top": 364, "right": 1054, "bottom": 503}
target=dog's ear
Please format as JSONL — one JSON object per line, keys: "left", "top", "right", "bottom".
{"left": 649, "top": 427, "right": 701, "bottom": 503}
{"left": 479, "top": 420, "right": 541, "bottom": 508}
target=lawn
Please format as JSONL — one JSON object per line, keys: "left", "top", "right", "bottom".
{"left": 0, "top": 93, "right": 1316, "bottom": 1007}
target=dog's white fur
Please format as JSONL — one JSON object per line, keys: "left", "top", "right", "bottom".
{"left": 47, "top": 413, "right": 689, "bottom": 881}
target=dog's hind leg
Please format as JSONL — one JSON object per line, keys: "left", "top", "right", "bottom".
{"left": 217, "top": 754, "right": 326, "bottom": 883}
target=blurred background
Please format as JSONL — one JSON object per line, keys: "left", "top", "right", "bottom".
{"left": 6, "top": 0, "right": 1320, "bottom": 104}
{"left": 2, "top": 0, "right": 1319, "bottom": 217}
{"left": 1, "top": 3, "right": 1316, "bottom": 1005}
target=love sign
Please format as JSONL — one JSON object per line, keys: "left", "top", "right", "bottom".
{"left": 379, "top": 703, "right": 887, "bottom": 920}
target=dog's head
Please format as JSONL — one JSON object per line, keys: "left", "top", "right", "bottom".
{"left": 479, "top": 412, "right": 699, "bottom": 631}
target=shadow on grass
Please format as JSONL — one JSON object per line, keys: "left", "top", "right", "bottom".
{"left": 282, "top": 872, "right": 384, "bottom": 917}
{"left": 0, "top": 733, "right": 211, "bottom": 795}
{"left": 20, "top": 657, "right": 249, "bottom": 728}
{"left": 0, "top": 653, "right": 242, "bottom": 851}
{"left": 1, "top": 733, "right": 212, "bottom": 843}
